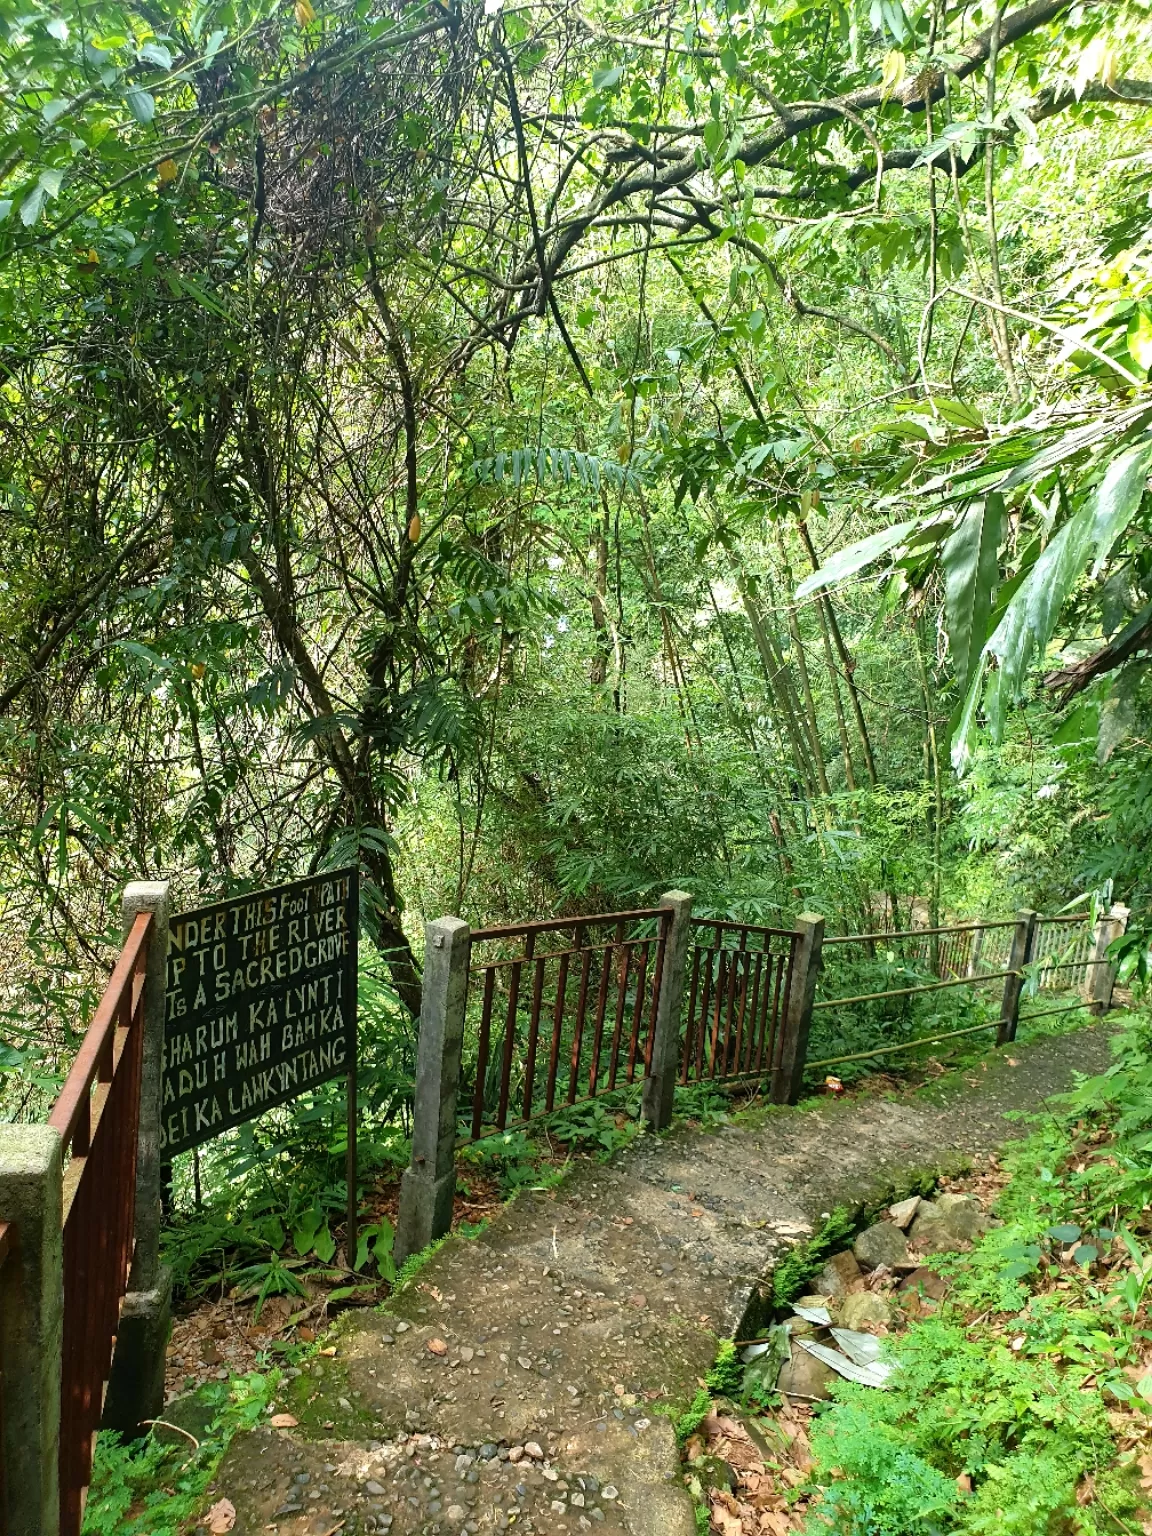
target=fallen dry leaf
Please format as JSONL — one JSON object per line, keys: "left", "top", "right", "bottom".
{"left": 205, "top": 1497, "right": 236, "bottom": 1533}
{"left": 318, "top": 1346, "right": 337, "bottom": 1357}
{"left": 709, "top": 1489, "right": 744, "bottom": 1536}
{"left": 957, "top": 1473, "right": 973, "bottom": 1493}
{"left": 270, "top": 1413, "right": 298, "bottom": 1428}
{"left": 427, "top": 1337, "right": 448, "bottom": 1356}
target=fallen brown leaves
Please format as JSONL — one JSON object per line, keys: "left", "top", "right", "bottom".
{"left": 696, "top": 1401, "right": 815, "bottom": 1533}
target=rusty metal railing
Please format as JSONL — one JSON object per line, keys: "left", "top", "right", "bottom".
{"left": 0, "top": 1219, "right": 10, "bottom": 1536}
{"left": 464, "top": 908, "right": 671, "bottom": 1140}
{"left": 48, "top": 910, "right": 152, "bottom": 1536}
{"left": 681, "top": 919, "right": 798, "bottom": 1087}
{"left": 808, "top": 916, "right": 1024, "bottom": 1069}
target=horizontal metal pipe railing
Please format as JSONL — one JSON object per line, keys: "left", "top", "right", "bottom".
{"left": 823, "top": 919, "right": 1018, "bottom": 945}
{"left": 811, "top": 968, "right": 1017, "bottom": 1010}
{"left": 807, "top": 1019, "right": 1001, "bottom": 1070}
{"left": 470, "top": 906, "right": 667, "bottom": 942}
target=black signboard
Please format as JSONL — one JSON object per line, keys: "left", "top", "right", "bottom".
{"left": 161, "top": 868, "right": 359, "bottom": 1160}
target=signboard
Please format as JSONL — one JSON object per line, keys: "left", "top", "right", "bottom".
{"left": 161, "top": 868, "right": 359, "bottom": 1159}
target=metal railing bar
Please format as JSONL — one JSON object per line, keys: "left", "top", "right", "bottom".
{"left": 806, "top": 1019, "right": 1000, "bottom": 1070}
{"left": 471, "top": 935, "right": 661, "bottom": 969}
{"left": 1036, "top": 958, "right": 1106, "bottom": 973}
{"left": 471, "top": 908, "right": 667, "bottom": 941}
{"left": 48, "top": 912, "right": 151, "bottom": 1149}
{"left": 824, "top": 919, "right": 1018, "bottom": 945}
{"left": 1019, "top": 1000, "right": 1092, "bottom": 1021}
{"left": 812, "top": 968, "right": 1017, "bottom": 1009}
{"left": 691, "top": 917, "right": 798, "bottom": 940}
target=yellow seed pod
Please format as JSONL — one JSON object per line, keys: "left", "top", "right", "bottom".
{"left": 407, "top": 513, "right": 421, "bottom": 543}
{"left": 158, "top": 158, "right": 179, "bottom": 183}
{"left": 295, "top": 0, "right": 315, "bottom": 25}
{"left": 190, "top": 663, "right": 206, "bottom": 680}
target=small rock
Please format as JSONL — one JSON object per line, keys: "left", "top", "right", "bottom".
{"left": 839, "top": 1291, "right": 891, "bottom": 1330}
{"left": 776, "top": 1344, "right": 835, "bottom": 1401}
{"left": 363, "top": 1480, "right": 386, "bottom": 1496}
{"left": 888, "top": 1195, "right": 922, "bottom": 1229}
{"left": 338, "top": 1397, "right": 352, "bottom": 1411}
{"left": 508, "top": 1446, "right": 524, "bottom": 1463}
{"left": 524, "top": 1442, "right": 544, "bottom": 1460}
{"left": 815, "top": 1250, "right": 863, "bottom": 1299}
{"left": 910, "top": 1199, "right": 981, "bottom": 1252}
{"left": 517, "top": 1356, "right": 533, "bottom": 1370}
{"left": 602, "top": 1485, "right": 619, "bottom": 1500}
{"left": 446, "top": 1507, "right": 466, "bottom": 1524}
{"left": 479, "top": 1444, "right": 498, "bottom": 1460}
{"left": 459, "top": 1347, "right": 475, "bottom": 1363}
{"left": 899, "top": 1265, "right": 948, "bottom": 1300}
{"left": 853, "top": 1222, "right": 909, "bottom": 1272}
{"left": 935, "top": 1192, "right": 979, "bottom": 1214}
{"left": 394, "top": 1320, "right": 410, "bottom": 1333}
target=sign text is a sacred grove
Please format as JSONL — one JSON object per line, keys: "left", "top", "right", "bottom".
{"left": 161, "top": 869, "right": 358, "bottom": 1157}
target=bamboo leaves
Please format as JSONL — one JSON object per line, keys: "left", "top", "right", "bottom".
{"left": 794, "top": 520, "right": 918, "bottom": 600}
{"left": 952, "top": 437, "right": 1152, "bottom": 769}
{"left": 942, "top": 495, "right": 1002, "bottom": 699}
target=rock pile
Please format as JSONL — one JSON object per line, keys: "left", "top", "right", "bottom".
{"left": 767, "top": 1187, "right": 996, "bottom": 1400}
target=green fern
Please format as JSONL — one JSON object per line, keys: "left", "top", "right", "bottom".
{"left": 469, "top": 443, "right": 644, "bottom": 493}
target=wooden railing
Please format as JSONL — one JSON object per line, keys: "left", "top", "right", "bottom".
{"left": 48, "top": 910, "right": 152, "bottom": 1536}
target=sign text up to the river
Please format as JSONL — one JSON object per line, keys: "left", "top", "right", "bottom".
{"left": 161, "top": 869, "right": 358, "bottom": 1157}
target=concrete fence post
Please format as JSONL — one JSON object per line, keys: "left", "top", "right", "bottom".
{"left": 395, "top": 916, "right": 471, "bottom": 1266}
{"left": 104, "top": 880, "right": 173, "bottom": 1437}
{"left": 772, "top": 914, "right": 825, "bottom": 1106}
{"left": 642, "top": 891, "right": 695, "bottom": 1132}
{"left": 1086, "top": 902, "right": 1130, "bottom": 1014}
{"left": 0, "top": 1126, "right": 63, "bottom": 1536}
{"left": 997, "top": 908, "right": 1038, "bottom": 1046}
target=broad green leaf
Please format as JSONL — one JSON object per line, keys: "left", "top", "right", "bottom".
{"left": 20, "top": 185, "right": 47, "bottom": 226}
{"left": 795, "top": 520, "right": 918, "bottom": 600}
{"left": 592, "top": 65, "right": 623, "bottom": 91}
{"left": 1089, "top": 437, "right": 1152, "bottom": 576}
{"left": 125, "top": 86, "right": 156, "bottom": 124}
{"left": 138, "top": 41, "right": 174, "bottom": 68}
{"left": 41, "top": 99, "right": 70, "bottom": 125}
{"left": 1047, "top": 1224, "right": 1082, "bottom": 1242}
{"left": 1128, "top": 308, "right": 1152, "bottom": 372}
{"left": 46, "top": 17, "right": 69, "bottom": 40}
{"left": 942, "top": 495, "right": 1002, "bottom": 694}
{"left": 970, "top": 440, "right": 1151, "bottom": 747}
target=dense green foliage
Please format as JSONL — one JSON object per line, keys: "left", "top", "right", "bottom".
{"left": 804, "top": 1015, "right": 1152, "bottom": 1534}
